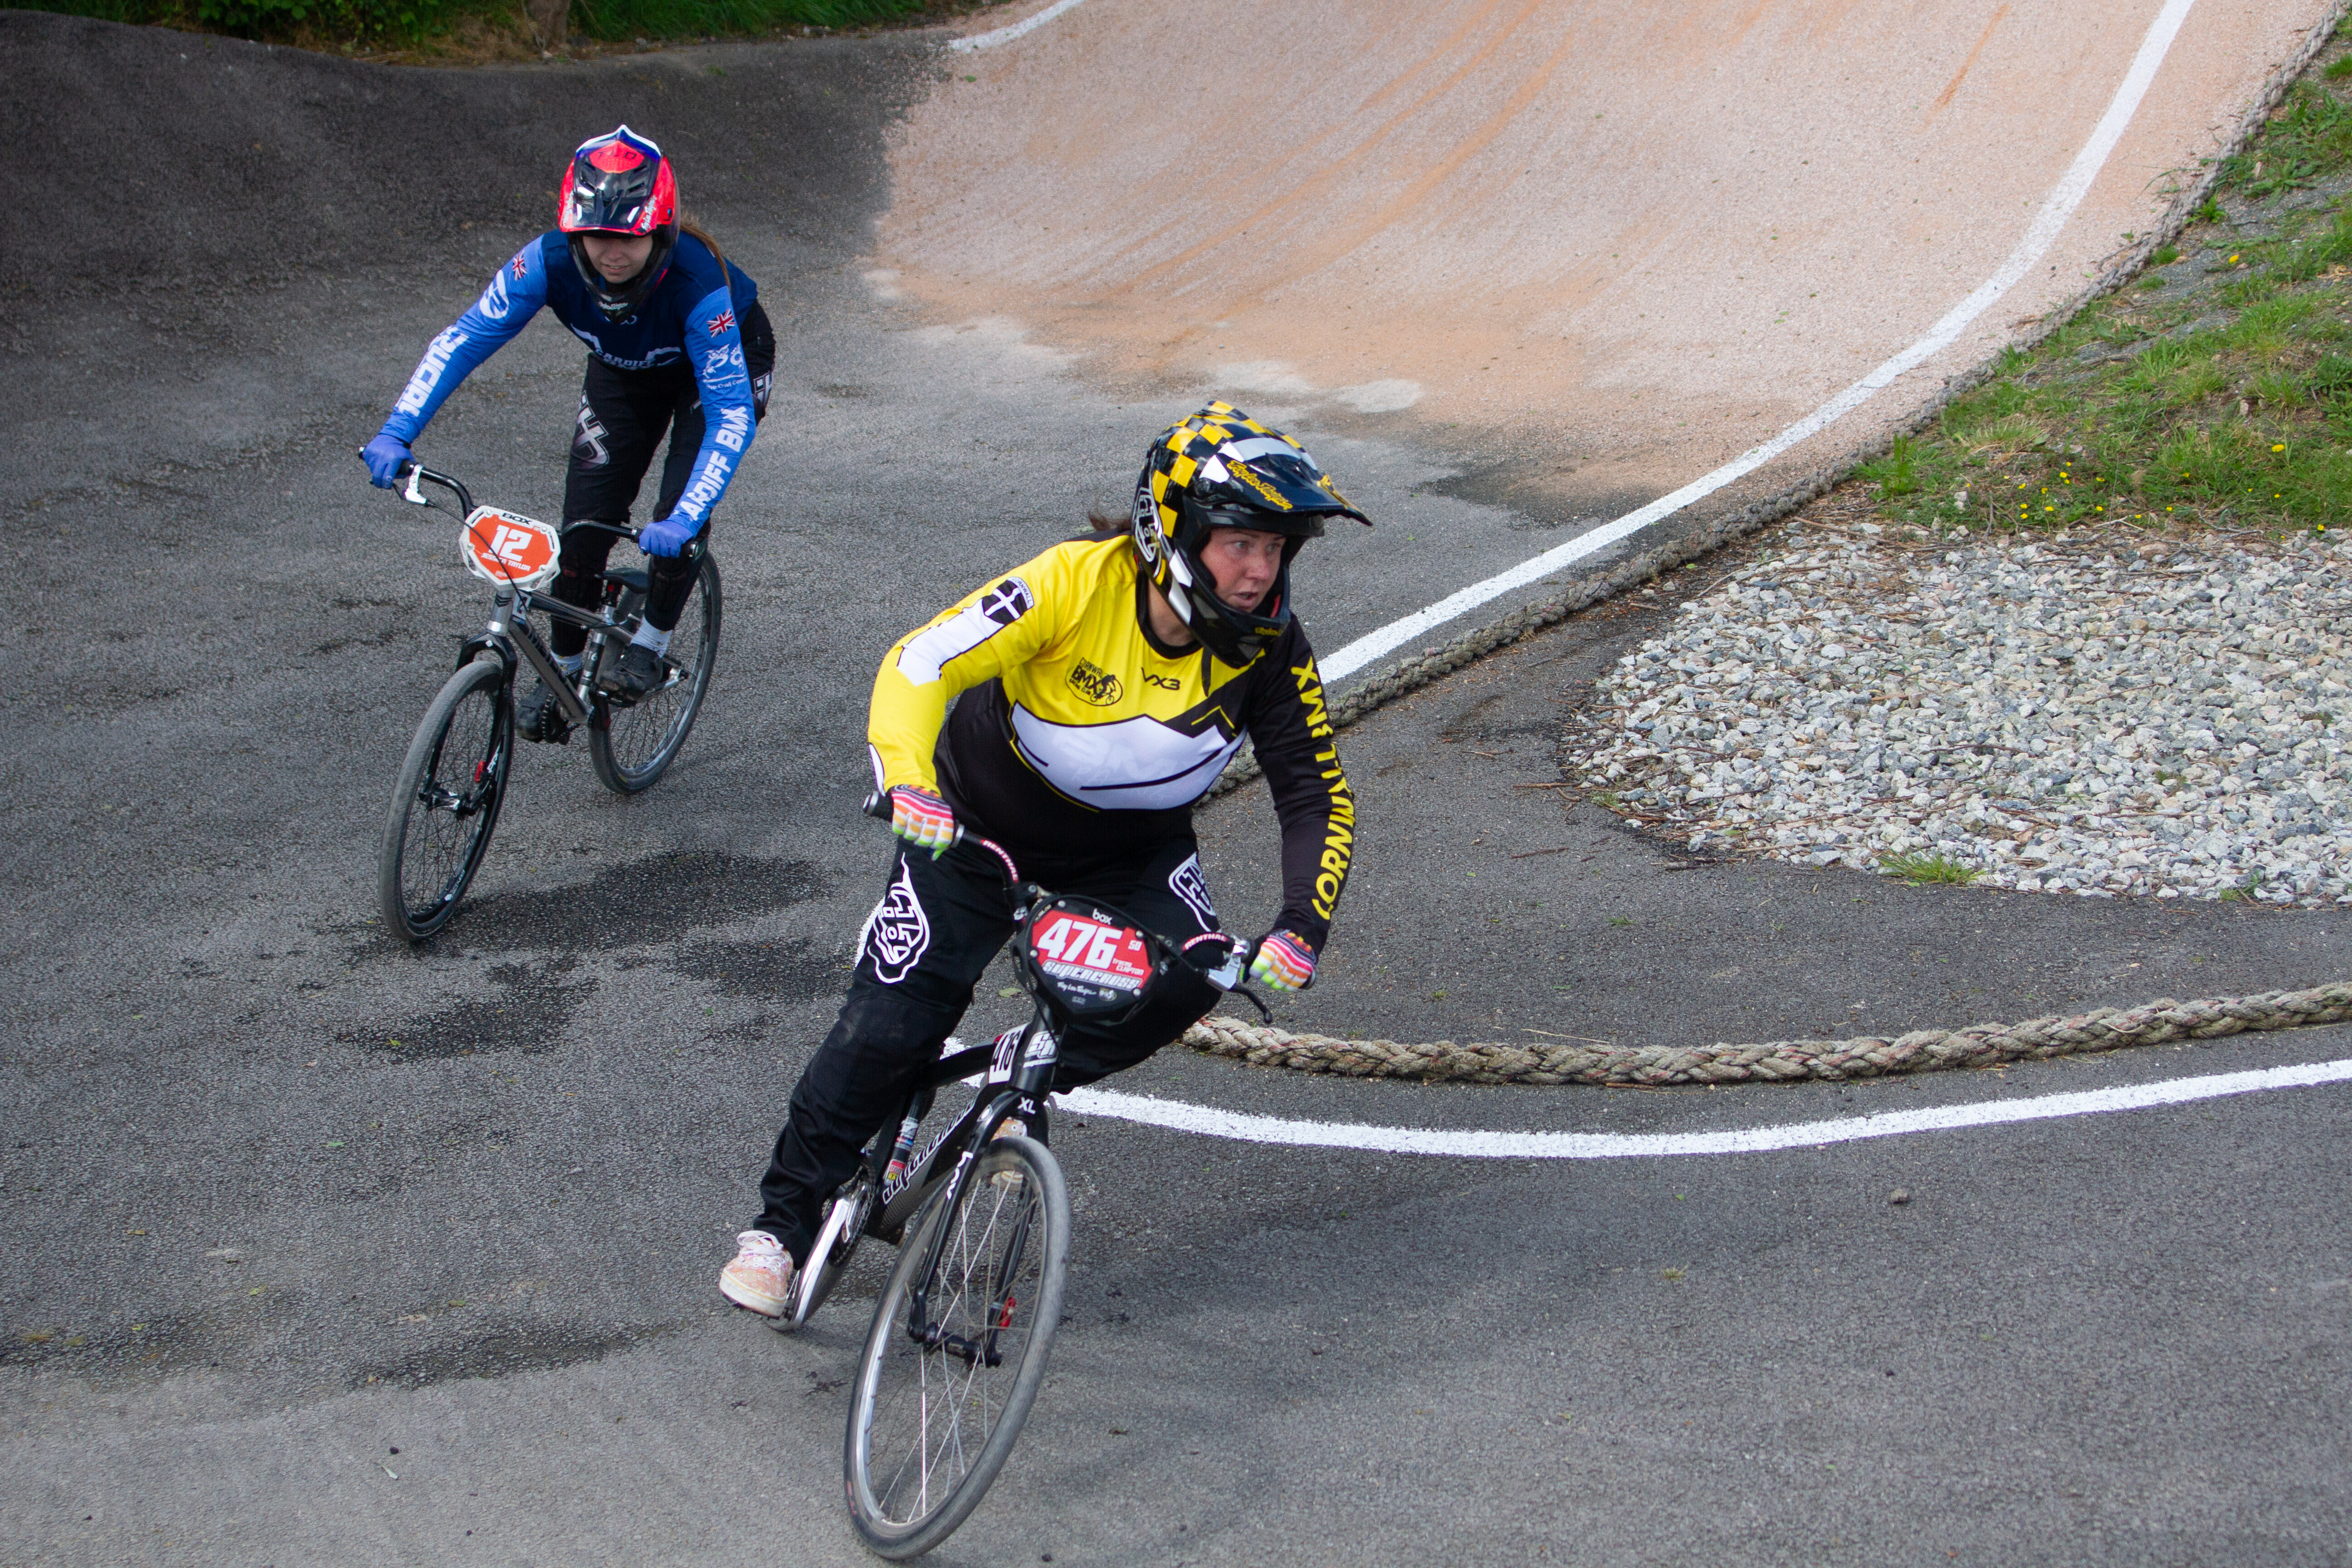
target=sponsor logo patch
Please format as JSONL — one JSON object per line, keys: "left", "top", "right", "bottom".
{"left": 980, "top": 578, "right": 1034, "bottom": 627}
{"left": 1142, "top": 671, "right": 1182, "bottom": 691}
{"left": 571, "top": 396, "right": 611, "bottom": 467}
{"left": 1131, "top": 488, "right": 1164, "bottom": 563}
{"left": 392, "top": 327, "right": 470, "bottom": 418}
{"left": 1225, "top": 459, "right": 1293, "bottom": 510}
{"left": 1168, "top": 854, "right": 1217, "bottom": 931}
{"left": 1067, "top": 658, "right": 1122, "bottom": 706}
{"left": 860, "top": 860, "right": 931, "bottom": 985}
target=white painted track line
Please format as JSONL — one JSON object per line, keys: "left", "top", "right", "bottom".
{"left": 1315, "top": 0, "right": 2202, "bottom": 686}
{"left": 949, "top": 0, "right": 1091, "bottom": 53}
{"left": 1062, "top": 1055, "right": 2352, "bottom": 1157}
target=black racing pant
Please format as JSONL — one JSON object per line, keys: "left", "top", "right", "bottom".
{"left": 756, "top": 832, "right": 1226, "bottom": 1263}
{"left": 549, "top": 298, "right": 774, "bottom": 657}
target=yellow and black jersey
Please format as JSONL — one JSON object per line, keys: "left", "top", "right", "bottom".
{"left": 869, "top": 537, "right": 1356, "bottom": 946}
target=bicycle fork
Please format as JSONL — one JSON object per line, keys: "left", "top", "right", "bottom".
{"left": 905, "top": 1019, "right": 1058, "bottom": 1362}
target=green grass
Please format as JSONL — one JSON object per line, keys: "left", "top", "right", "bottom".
{"left": 571, "top": 0, "right": 931, "bottom": 41}
{"left": 1857, "top": 433, "right": 1921, "bottom": 496}
{"left": 1878, "top": 852, "right": 1982, "bottom": 887}
{"left": 2223, "top": 83, "right": 2352, "bottom": 198}
{"left": 1866, "top": 70, "right": 2352, "bottom": 543}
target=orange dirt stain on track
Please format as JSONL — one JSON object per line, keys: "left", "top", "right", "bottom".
{"left": 881, "top": 0, "right": 2331, "bottom": 510}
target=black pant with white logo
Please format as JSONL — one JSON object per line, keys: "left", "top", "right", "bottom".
{"left": 549, "top": 298, "right": 774, "bottom": 656}
{"left": 755, "top": 832, "right": 1223, "bottom": 1263}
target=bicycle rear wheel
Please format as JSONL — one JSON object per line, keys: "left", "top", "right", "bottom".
{"left": 845, "top": 1137, "right": 1069, "bottom": 1561}
{"left": 588, "top": 550, "right": 720, "bottom": 794}
{"left": 378, "top": 657, "right": 511, "bottom": 941}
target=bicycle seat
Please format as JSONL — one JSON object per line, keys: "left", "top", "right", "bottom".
{"left": 600, "top": 567, "right": 651, "bottom": 593}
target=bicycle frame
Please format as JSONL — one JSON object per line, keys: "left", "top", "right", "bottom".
{"left": 818, "top": 825, "right": 1266, "bottom": 1345}
{"left": 400, "top": 464, "right": 680, "bottom": 725}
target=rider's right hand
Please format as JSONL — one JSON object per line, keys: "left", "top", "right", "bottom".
{"left": 362, "top": 433, "right": 412, "bottom": 490}
{"left": 889, "top": 785, "right": 959, "bottom": 858}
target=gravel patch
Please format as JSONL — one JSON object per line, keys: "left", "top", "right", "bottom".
{"left": 1563, "top": 520, "right": 2352, "bottom": 906}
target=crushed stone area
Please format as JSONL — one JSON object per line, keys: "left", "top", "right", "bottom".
{"left": 1562, "top": 520, "right": 2352, "bottom": 906}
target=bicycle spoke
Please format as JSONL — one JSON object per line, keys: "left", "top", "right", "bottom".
{"left": 861, "top": 1166, "right": 1043, "bottom": 1523}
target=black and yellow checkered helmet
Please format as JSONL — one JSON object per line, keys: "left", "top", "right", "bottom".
{"left": 1129, "top": 402, "right": 1369, "bottom": 665}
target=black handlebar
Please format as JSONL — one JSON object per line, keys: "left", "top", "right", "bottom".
{"left": 862, "top": 789, "right": 1269, "bottom": 1014}
{"left": 383, "top": 460, "right": 474, "bottom": 518}
{"left": 375, "top": 458, "right": 636, "bottom": 542}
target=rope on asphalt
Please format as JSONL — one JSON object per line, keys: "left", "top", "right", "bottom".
{"left": 1180, "top": 981, "right": 2352, "bottom": 1085}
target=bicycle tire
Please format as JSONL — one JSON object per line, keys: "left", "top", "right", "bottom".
{"left": 588, "top": 550, "right": 721, "bottom": 794}
{"left": 378, "top": 657, "right": 511, "bottom": 941}
{"left": 845, "top": 1137, "right": 1069, "bottom": 1560}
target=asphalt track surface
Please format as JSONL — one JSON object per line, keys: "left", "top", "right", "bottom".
{"left": 3, "top": 5, "right": 2350, "bottom": 1564}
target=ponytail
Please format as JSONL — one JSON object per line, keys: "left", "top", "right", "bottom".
{"left": 678, "top": 214, "right": 730, "bottom": 286}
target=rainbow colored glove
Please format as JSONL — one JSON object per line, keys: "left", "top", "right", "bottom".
{"left": 1249, "top": 929, "right": 1317, "bottom": 991}
{"left": 890, "top": 785, "right": 959, "bottom": 858}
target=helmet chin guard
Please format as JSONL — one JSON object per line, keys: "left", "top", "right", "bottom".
{"left": 557, "top": 124, "right": 678, "bottom": 321}
{"left": 1130, "top": 402, "right": 1368, "bottom": 665}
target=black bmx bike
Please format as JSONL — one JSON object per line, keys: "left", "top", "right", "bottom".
{"left": 374, "top": 462, "right": 721, "bottom": 940}
{"left": 789, "top": 809, "right": 1267, "bottom": 1560}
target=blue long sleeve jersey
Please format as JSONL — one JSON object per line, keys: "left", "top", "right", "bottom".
{"left": 377, "top": 231, "right": 760, "bottom": 528}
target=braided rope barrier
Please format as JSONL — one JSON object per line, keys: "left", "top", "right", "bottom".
{"left": 1180, "top": 981, "right": 2352, "bottom": 1086}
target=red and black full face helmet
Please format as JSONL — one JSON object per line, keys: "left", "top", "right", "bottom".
{"left": 1130, "top": 402, "right": 1370, "bottom": 666}
{"left": 558, "top": 124, "right": 678, "bottom": 321}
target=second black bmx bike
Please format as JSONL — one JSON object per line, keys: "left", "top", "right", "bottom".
{"left": 375, "top": 462, "right": 721, "bottom": 940}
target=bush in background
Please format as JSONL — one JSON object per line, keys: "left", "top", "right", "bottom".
{"left": 20, "top": 0, "right": 946, "bottom": 49}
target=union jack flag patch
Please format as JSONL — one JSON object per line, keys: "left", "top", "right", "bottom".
{"left": 707, "top": 309, "right": 735, "bottom": 335}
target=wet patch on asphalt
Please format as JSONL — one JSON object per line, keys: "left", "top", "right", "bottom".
{"left": 671, "top": 934, "right": 838, "bottom": 1002}
{"left": 346, "top": 1319, "right": 654, "bottom": 1390}
{"left": 353, "top": 962, "right": 598, "bottom": 1059}
{"left": 385, "top": 853, "right": 828, "bottom": 956}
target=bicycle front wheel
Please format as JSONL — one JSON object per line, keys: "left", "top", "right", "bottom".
{"left": 845, "top": 1137, "right": 1070, "bottom": 1561}
{"left": 377, "top": 657, "right": 511, "bottom": 941}
{"left": 588, "top": 550, "right": 720, "bottom": 794}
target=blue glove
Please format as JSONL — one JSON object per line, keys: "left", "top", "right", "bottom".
{"left": 362, "top": 434, "right": 412, "bottom": 489}
{"left": 639, "top": 515, "right": 697, "bottom": 558}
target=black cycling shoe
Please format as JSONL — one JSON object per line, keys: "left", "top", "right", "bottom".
{"left": 598, "top": 643, "right": 665, "bottom": 701}
{"left": 515, "top": 680, "right": 571, "bottom": 745}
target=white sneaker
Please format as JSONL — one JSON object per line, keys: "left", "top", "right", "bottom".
{"left": 989, "top": 1117, "right": 1029, "bottom": 1190}
{"left": 719, "top": 1230, "right": 793, "bottom": 1318}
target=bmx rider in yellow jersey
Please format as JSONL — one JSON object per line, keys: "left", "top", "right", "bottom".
{"left": 721, "top": 403, "right": 1369, "bottom": 1313}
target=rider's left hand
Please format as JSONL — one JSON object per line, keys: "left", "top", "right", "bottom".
{"left": 1249, "top": 929, "right": 1317, "bottom": 991}
{"left": 639, "top": 515, "right": 697, "bottom": 558}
